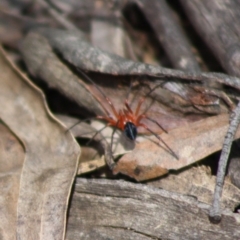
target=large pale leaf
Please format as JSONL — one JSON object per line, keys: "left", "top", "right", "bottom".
{"left": 0, "top": 47, "right": 80, "bottom": 239}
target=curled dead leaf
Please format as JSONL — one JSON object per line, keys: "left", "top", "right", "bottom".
{"left": 113, "top": 114, "right": 236, "bottom": 181}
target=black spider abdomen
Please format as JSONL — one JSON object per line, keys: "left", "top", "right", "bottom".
{"left": 124, "top": 122, "right": 137, "bottom": 140}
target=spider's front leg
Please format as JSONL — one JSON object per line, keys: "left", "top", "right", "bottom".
{"left": 137, "top": 114, "right": 168, "bottom": 134}
{"left": 138, "top": 122, "right": 178, "bottom": 159}
{"left": 135, "top": 97, "right": 145, "bottom": 116}
{"left": 124, "top": 100, "right": 133, "bottom": 114}
{"left": 124, "top": 98, "right": 145, "bottom": 120}
{"left": 104, "top": 97, "right": 119, "bottom": 119}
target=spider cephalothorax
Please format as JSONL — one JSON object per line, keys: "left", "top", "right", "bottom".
{"left": 96, "top": 95, "right": 178, "bottom": 159}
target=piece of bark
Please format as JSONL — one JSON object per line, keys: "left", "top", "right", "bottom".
{"left": 24, "top": 28, "right": 240, "bottom": 89}
{"left": 66, "top": 178, "right": 240, "bottom": 240}
{"left": 180, "top": 0, "right": 240, "bottom": 77}
{"left": 135, "top": 0, "right": 200, "bottom": 71}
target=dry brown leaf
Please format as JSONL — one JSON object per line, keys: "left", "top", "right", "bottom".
{"left": 0, "top": 47, "right": 80, "bottom": 239}
{"left": 113, "top": 114, "right": 238, "bottom": 181}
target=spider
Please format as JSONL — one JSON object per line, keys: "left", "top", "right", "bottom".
{"left": 77, "top": 70, "right": 178, "bottom": 161}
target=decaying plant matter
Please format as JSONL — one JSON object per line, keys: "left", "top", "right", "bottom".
{"left": 1, "top": 0, "right": 240, "bottom": 239}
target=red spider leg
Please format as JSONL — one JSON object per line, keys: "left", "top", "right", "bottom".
{"left": 117, "top": 110, "right": 128, "bottom": 130}
{"left": 137, "top": 84, "right": 170, "bottom": 133}
{"left": 124, "top": 99, "right": 177, "bottom": 158}
{"left": 135, "top": 97, "right": 145, "bottom": 117}
{"left": 133, "top": 85, "right": 170, "bottom": 134}
{"left": 137, "top": 82, "right": 169, "bottom": 117}
{"left": 125, "top": 96, "right": 168, "bottom": 133}
{"left": 124, "top": 99, "right": 133, "bottom": 114}
{"left": 125, "top": 97, "right": 147, "bottom": 125}
{"left": 102, "top": 96, "right": 119, "bottom": 119}
{"left": 138, "top": 122, "right": 178, "bottom": 159}
{"left": 132, "top": 81, "right": 168, "bottom": 117}
{"left": 124, "top": 79, "right": 166, "bottom": 117}
{"left": 124, "top": 97, "right": 145, "bottom": 120}
{"left": 123, "top": 108, "right": 134, "bottom": 122}
{"left": 78, "top": 70, "right": 132, "bottom": 154}
{"left": 77, "top": 69, "right": 120, "bottom": 119}
{"left": 124, "top": 97, "right": 145, "bottom": 117}
{"left": 137, "top": 114, "right": 168, "bottom": 133}
{"left": 130, "top": 84, "right": 170, "bottom": 133}
{"left": 78, "top": 69, "right": 124, "bottom": 155}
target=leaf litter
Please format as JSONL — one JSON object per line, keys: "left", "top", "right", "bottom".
{"left": 1, "top": 1, "right": 240, "bottom": 238}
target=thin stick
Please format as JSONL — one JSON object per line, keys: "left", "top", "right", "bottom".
{"left": 209, "top": 101, "right": 240, "bottom": 222}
